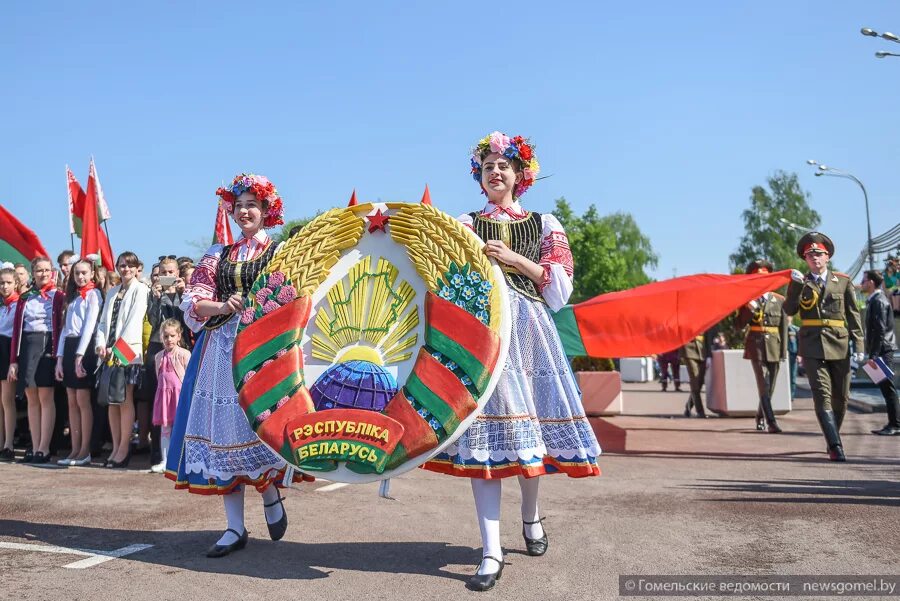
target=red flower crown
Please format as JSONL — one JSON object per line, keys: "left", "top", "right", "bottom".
{"left": 215, "top": 173, "right": 284, "bottom": 229}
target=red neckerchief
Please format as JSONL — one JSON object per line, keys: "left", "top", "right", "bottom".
{"left": 484, "top": 201, "right": 528, "bottom": 220}
{"left": 37, "top": 281, "right": 56, "bottom": 300}
{"left": 78, "top": 281, "right": 96, "bottom": 300}
{"left": 2, "top": 292, "right": 18, "bottom": 308}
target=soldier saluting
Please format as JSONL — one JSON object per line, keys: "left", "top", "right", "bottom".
{"left": 783, "top": 232, "right": 865, "bottom": 462}
{"left": 735, "top": 260, "right": 788, "bottom": 434}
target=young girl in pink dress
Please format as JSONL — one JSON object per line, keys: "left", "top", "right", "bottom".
{"left": 151, "top": 318, "right": 190, "bottom": 473}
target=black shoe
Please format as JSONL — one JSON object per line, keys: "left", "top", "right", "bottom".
{"left": 32, "top": 452, "right": 50, "bottom": 464}
{"left": 828, "top": 445, "right": 846, "bottom": 462}
{"left": 661, "top": 382, "right": 668, "bottom": 392}
{"left": 523, "top": 518, "right": 548, "bottom": 556}
{"left": 109, "top": 453, "right": 131, "bottom": 469}
{"left": 264, "top": 492, "right": 288, "bottom": 541}
{"left": 766, "top": 422, "right": 783, "bottom": 434}
{"left": 675, "top": 384, "right": 682, "bottom": 392}
{"left": 683, "top": 400, "right": 692, "bottom": 418}
{"left": 0, "top": 448, "right": 14, "bottom": 462}
{"left": 467, "top": 556, "right": 504, "bottom": 592}
{"left": 17, "top": 449, "right": 34, "bottom": 464}
{"left": 206, "top": 528, "right": 249, "bottom": 558}
{"left": 872, "top": 426, "right": 900, "bottom": 436}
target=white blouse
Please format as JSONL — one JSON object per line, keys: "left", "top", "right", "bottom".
{"left": 56, "top": 289, "right": 103, "bottom": 357}
{"left": 458, "top": 202, "right": 575, "bottom": 312}
{"left": 181, "top": 231, "right": 273, "bottom": 332}
{"left": 22, "top": 292, "right": 56, "bottom": 333}
{"left": 0, "top": 300, "right": 17, "bottom": 338}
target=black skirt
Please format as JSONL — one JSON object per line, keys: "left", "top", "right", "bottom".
{"left": 17, "top": 331, "right": 55, "bottom": 395}
{"left": 0, "top": 335, "right": 11, "bottom": 381}
{"left": 62, "top": 336, "right": 98, "bottom": 389}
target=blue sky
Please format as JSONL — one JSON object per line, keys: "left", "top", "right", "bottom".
{"left": 3, "top": 2, "right": 899, "bottom": 280}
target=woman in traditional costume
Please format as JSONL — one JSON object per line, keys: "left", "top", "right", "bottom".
{"left": 166, "top": 174, "right": 309, "bottom": 558}
{"left": 423, "top": 132, "right": 601, "bottom": 591}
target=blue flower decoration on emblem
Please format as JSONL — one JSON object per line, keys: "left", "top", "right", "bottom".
{"left": 439, "top": 286, "right": 455, "bottom": 301}
{"left": 475, "top": 295, "right": 488, "bottom": 309}
{"left": 476, "top": 310, "right": 489, "bottom": 324}
{"left": 467, "top": 271, "right": 482, "bottom": 285}
{"left": 479, "top": 281, "right": 492, "bottom": 294}
{"left": 462, "top": 286, "right": 475, "bottom": 300}
{"left": 451, "top": 273, "right": 465, "bottom": 288}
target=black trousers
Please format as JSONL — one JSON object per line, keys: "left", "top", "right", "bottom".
{"left": 876, "top": 354, "right": 900, "bottom": 428}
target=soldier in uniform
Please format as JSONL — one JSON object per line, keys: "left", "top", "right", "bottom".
{"left": 735, "top": 260, "right": 787, "bottom": 433}
{"left": 679, "top": 329, "right": 714, "bottom": 418}
{"left": 657, "top": 348, "right": 682, "bottom": 392}
{"left": 783, "top": 232, "right": 865, "bottom": 461}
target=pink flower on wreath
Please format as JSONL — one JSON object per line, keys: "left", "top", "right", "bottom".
{"left": 255, "top": 287, "right": 272, "bottom": 305}
{"left": 276, "top": 348, "right": 288, "bottom": 358}
{"left": 240, "top": 307, "right": 255, "bottom": 324}
{"left": 244, "top": 370, "right": 257, "bottom": 384}
{"left": 268, "top": 271, "right": 285, "bottom": 288}
{"left": 256, "top": 409, "right": 272, "bottom": 424}
{"left": 262, "top": 359, "right": 274, "bottom": 368}
{"left": 489, "top": 131, "right": 510, "bottom": 154}
{"left": 262, "top": 300, "right": 280, "bottom": 314}
{"left": 276, "top": 396, "right": 290, "bottom": 409}
{"left": 276, "top": 285, "right": 296, "bottom": 304}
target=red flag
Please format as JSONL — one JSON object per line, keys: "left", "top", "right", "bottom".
{"left": 553, "top": 271, "right": 793, "bottom": 358}
{"left": 0, "top": 204, "right": 50, "bottom": 265}
{"left": 85, "top": 161, "right": 114, "bottom": 271}
{"left": 213, "top": 200, "right": 234, "bottom": 245}
{"left": 67, "top": 165, "right": 86, "bottom": 235}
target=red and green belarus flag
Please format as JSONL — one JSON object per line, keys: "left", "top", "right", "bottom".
{"left": 552, "top": 270, "right": 794, "bottom": 357}
{"left": 0, "top": 204, "right": 50, "bottom": 266}
{"left": 111, "top": 337, "right": 137, "bottom": 365}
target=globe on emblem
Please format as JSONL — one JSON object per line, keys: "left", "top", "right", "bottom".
{"left": 310, "top": 360, "right": 399, "bottom": 412}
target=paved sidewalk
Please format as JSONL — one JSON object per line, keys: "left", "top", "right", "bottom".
{"left": 0, "top": 383, "right": 897, "bottom": 601}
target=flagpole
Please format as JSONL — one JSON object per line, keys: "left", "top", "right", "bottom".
{"left": 103, "top": 221, "right": 111, "bottom": 248}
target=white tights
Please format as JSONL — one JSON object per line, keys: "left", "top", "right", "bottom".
{"left": 470, "top": 475, "right": 544, "bottom": 575}
{"left": 215, "top": 484, "right": 285, "bottom": 545}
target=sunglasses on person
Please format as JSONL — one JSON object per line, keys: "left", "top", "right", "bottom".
{"left": 158, "top": 255, "right": 177, "bottom": 261}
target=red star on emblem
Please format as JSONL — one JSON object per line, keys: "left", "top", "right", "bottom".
{"left": 367, "top": 209, "right": 390, "bottom": 233}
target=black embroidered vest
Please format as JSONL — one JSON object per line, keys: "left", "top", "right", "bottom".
{"left": 469, "top": 211, "right": 544, "bottom": 303}
{"left": 204, "top": 241, "right": 278, "bottom": 330}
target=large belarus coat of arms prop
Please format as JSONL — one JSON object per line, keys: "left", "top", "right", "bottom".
{"left": 232, "top": 200, "right": 511, "bottom": 483}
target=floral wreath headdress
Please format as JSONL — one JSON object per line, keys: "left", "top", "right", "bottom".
{"left": 216, "top": 173, "right": 284, "bottom": 229}
{"left": 469, "top": 131, "right": 540, "bottom": 199}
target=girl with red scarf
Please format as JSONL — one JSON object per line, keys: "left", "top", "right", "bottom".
{"left": 0, "top": 266, "right": 19, "bottom": 461}
{"left": 8, "top": 257, "right": 65, "bottom": 464}
{"left": 54, "top": 258, "right": 103, "bottom": 466}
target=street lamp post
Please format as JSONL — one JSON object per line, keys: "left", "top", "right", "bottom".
{"left": 806, "top": 160, "right": 876, "bottom": 271}
{"left": 861, "top": 27, "right": 900, "bottom": 58}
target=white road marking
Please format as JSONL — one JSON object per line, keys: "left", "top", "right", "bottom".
{"left": 0, "top": 541, "right": 153, "bottom": 569}
{"left": 316, "top": 482, "right": 349, "bottom": 492}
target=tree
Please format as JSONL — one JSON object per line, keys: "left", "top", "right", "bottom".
{"left": 729, "top": 171, "right": 821, "bottom": 273}
{"left": 553, "top": 198, "right": 658, "bottom": 303}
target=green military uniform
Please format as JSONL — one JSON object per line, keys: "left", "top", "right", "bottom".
{"left": 679, "top": 332, "right": 712, "bottom": 417}
{"left": 736, "top": 293, "right": 788, "bottom": 431}
{"left": 735, "top": 259, "right": 788, "bottom": 433}
{"left": 782, "top": 233, "right": 864, "bottom": 460}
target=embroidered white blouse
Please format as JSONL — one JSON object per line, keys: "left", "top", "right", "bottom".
{"left": 458, "top": 201, "right": 575, "bottom": 312}
{"left": 181, "top": 231, "right": 273, "bottom": 332}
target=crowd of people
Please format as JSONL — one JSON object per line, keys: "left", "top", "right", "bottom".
{"left": 0, "top": 251, "right": 196, "bottom": 470}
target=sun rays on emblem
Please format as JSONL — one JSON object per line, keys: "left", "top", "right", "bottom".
{"left": 311, "top": 256, "right": 419, "bottom": 367}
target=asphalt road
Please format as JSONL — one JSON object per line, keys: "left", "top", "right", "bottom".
{"left": 0, "top": 384, "right": 897, "bottom": 601}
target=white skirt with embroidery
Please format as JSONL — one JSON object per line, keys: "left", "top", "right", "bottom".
{"left": 181, "top": 316, "right": 288, "bottom": 481}
{"left": 426, "top": 288, "right": 602, "bottom": 478}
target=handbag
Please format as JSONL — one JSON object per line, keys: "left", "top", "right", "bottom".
{"left": 97, "top": 362, "right": 127, "bottom": 406}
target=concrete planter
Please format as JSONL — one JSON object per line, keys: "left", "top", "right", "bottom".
{"left": 577, "top": 371, "right": 623, "bottom": 416}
